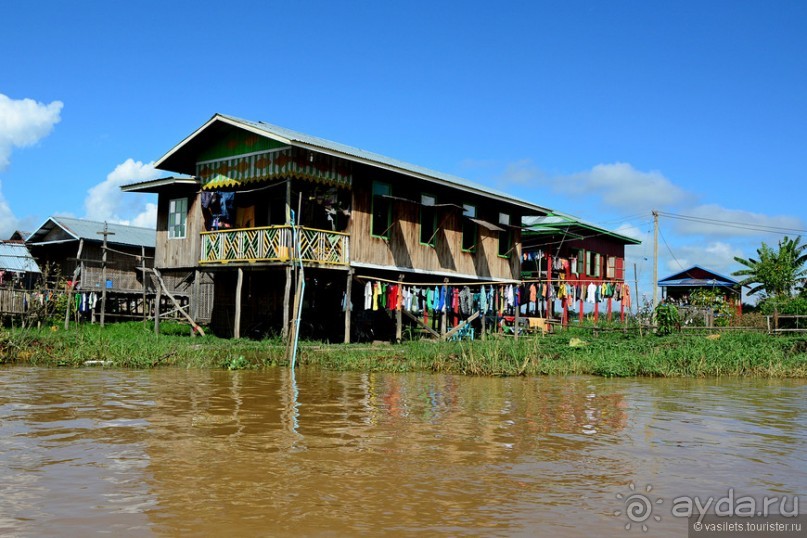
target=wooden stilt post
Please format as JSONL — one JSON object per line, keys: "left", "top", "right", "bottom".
{"left": 154, "top": 277, "right": 161, "bottom": 335}
{"left": 282, "top": 265, "right": 292, "bottom": 340}
{"left": 191, "top": 268, "right": 200, "bottom": 333}
{"left": 607, "top": 297, "right": 613, "bottom": 321}
{"left": 395, "top": 274, "right": 404, "bottom": 343}
{"left": 344, "top": 268, "right": 354, "bottom": 344}
{"left": 234, "top": 267, "right": 243, "bottom": 339}
{"left": 98, "top": 222, "right": 114, "bottom": 328}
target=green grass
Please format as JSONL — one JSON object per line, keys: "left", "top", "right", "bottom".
{"left": 1, "top": 321, "right": 806, "bottom": 378}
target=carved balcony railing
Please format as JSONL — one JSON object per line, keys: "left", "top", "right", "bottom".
{"left": 200, "top": 226, "right": 349, "bottom": 266}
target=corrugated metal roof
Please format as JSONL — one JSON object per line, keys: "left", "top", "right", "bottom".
{"left": 0, "top": 242, "right": 41, "bottom": 273}
{"left": 522, "top": 212, "right": 642, "bottom": 245}
{"left": 659, "top": 265, "right": 739, "bottom": 286}
{"left": 26, "top": 216, "right": 156, "bottom": 249}
{"left": 155, "top": 113, "right": 552, "bottom": 215}
{"left": 659, "top": 278, "right": 737, "bottom": 288}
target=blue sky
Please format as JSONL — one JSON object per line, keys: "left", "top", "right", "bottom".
{"left": 2, "top": 0, "right": 805, "bottom": 302}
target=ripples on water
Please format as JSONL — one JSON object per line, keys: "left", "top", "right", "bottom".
{"left": 0, "top": 367, "right": 804, "bottom": 537}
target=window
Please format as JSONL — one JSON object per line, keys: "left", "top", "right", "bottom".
{"left": 498, "top": 212, "right": 512, "bottom": 257}
{"left": 606, "top": 256, "right": 616, "bottom": 279}
{"left": 419, "top": 194, "right": 438, "bottom": 246}
{"left": 371, "top": 181, "right": 392, "bottom": 238}
{"left": 168, "top": 197, "right": 187, "bottom": 239}
{"left": 462, "top": 204, "right": 477, "bottom": 252}
{"left": 587, "top": 251, "right": 601, "bottom": 277}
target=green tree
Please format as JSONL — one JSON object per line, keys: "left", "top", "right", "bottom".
{"left": 732, "top": 235, "right": 807, "bottom": 300}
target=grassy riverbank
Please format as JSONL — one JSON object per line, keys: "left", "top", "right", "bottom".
{"left": 1, "top": 322, "right": 806, "bottom": 377}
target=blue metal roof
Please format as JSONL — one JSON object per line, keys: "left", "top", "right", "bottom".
{"left": 26, "top": 216, "right": 156, "bottom": 249}
{"left": 155, "top": 113, "right": 552, "bottom": 215}
{"left": 0, "top": 242, "right": 41, "bottom": 273}
{"left": 658, "top": 265, "right": 739, "bottom": 286}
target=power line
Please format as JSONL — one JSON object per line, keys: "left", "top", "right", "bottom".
{"left": 657, "top": 211, "right": 807, "bottom": 235}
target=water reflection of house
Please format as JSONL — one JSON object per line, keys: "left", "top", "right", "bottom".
{"left": 521, "top": 212, "right": 641, "bottom": 324}
{"left": 123, "top": 113, "right": 553, "bottom": 341}
{"left": 658, "top": 265, "right": 743, "bottom": 316}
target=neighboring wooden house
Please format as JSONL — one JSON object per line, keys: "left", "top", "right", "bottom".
{"left": 122, "top": 113, "right": 551, "bottom": 341}
{"left": 658, "top": 265, "right": 743, "bottom": 316}
{"left": 521, "top": 212, "right": 641, "bottom": 323}
{"left": 25, "top": 217, "right": 156, "bottom": 322}
{"left": 0, "top": 239, "right": 41, "bottom": 316}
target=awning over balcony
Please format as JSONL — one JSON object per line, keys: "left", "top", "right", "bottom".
{"left": 197, "top": 148, "right": 352, "bottom": 190}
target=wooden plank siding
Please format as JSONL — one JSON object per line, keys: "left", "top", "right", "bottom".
{"left": 154, "top": 185, "right": 204, "bottom": 269}
{"left": 347, "top": 168, "right": 522, "bottom": 281}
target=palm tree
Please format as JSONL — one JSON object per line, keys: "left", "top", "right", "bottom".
{"left": 733, "top": 235, "right": 807, "bottom": 300}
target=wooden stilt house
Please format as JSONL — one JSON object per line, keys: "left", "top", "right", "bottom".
{"left": 521, "top": 212, "right": 641, "bottom": 325}
{"left": 25, "top": 217, "right": 156, "bottom": 322}
{"left": 122, "top": 113, "right": 551, "bottom": 341}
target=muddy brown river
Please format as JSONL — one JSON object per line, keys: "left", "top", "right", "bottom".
{"left": 0, "top": 367, "right": 804, "bottom": 536}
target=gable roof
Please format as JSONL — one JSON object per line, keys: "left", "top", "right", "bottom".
{"left": 522, "top": 212, "right": 642, "bottom": 245}
{"left": 25, "top": 216, "right": 156, "bottom": 249}
{"left": 154, "top": 113, "right": 552, "bottom": 215}
{"left": 0, "top": 242, "right": 41, "bottom": 273}
{"left": 658, "top": 265, "right": 740, "bottom": 288}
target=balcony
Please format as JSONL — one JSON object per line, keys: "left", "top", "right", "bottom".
{"left": 200, "top": 226, "right": 349, "bottom": 266}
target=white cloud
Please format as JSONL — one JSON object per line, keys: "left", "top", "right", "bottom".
{"left": 129, "top": 202, "right": 158, "bottom": 228}
{"left": 561, "top": 163, "right": 690, "bottom": 212}
{"left": 0, "top": 181, "right": 21, "bottom": 238}
{"left": 84, "top": 159, "right": 160, "bottom": 226}
{"left": 663, "top": 241, "right": 744, "bottom": 277}
{"left": 0, "top": 94, "right": 63, "bottom": 171}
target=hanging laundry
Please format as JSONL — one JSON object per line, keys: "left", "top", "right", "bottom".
{"left": 364, "top": 281, "right": 373, "bottom": 310}
{"left": 586, "top": 282, "right": 597, "bottom": 303}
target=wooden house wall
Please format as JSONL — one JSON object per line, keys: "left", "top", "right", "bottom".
{"left": 346, "top": 167, "right": 521, "bottom": 281}
{"left": 80, "top": 244, "right": 152, "bottom": 293}
{"left": 154, "top": 186, "right": 204, "bottom": 269}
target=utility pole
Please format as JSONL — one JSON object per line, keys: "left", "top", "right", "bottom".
{"left": 98, "top": 222, "right": 115, "bottom": 328}
{"left": 652, "top": 210, "right": 659, "bottom": 308}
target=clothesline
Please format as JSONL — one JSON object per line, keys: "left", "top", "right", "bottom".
{"left": 355, "top": 274, "right": 632, "bottom": 288}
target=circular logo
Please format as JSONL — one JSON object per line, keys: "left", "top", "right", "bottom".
{"left": 614, "top": 482, "right": 664, "bottom": 531}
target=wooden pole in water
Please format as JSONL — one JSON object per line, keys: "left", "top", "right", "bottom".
{"left": 234, "top": 267, "right": 243, "bottom": 339}
{"left": 282, "top": 265, "right": 292, "bottom": 340}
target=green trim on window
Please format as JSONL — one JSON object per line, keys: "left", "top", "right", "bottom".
{"left": 419, "top": 193, "right": 438, "bottom": 247}
{"left": 168, "top": 197, "right": 187, "bottom": 239}
{"left": 461, "top": 204, "right": 477, "bottom": 252}
{"left": 370, "top": 180, "right": 392, "bottom": 239}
